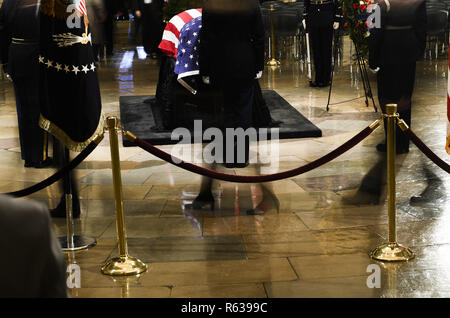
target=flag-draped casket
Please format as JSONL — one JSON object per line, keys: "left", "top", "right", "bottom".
{"left": 153, "top": 8, "right": 274, "bottom": 130}
{"left": 39, "top": 0, "right": 103, "bottom": 152}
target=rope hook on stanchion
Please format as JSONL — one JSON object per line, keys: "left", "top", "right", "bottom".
{"left": 101, "top": 116, "right": 147, "bottom": 276}
{"left": 370, "top": 104, "right": 415, "bottom": 262}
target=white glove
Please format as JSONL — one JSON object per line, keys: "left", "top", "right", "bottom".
{"left": 202, "top": 76, "right": 210, "bottom": 85}
{"left": 302, "top": 19, "right": 306, "bottom": 30}
{"left": 255, "top": 71, "right": 262, "bottom": 79}
{"left": 370, "top": 67, "right": 380, "bottom": 74}
{"left": 333, "top": 22, "right": 339, "bottom": 30}
{"left": 5, "top": 73, "right": 12, "bottom": 82}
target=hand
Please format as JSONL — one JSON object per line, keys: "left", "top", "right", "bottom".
{"left": 369, "top": 67, "right": 380, "bottom": 74}
{"left": 255, "top": 71, "right": 262, "bottom": 79}
{"left": 135, "top": 10, "right": 142, "bottom": 18}
{"left": 333, "top": 22, "right": 339, "bottom": 30}
{"left": 5, "top": 73, "right": 12, "bottom": 82}
{"left": 202, "top": 76, "right": 210, "bottom": 85}
{"left": 302, "top": 19, "right": 306, "bottom": 30}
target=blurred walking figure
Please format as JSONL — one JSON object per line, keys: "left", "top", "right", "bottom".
{"left": 133, "top": 0, "right": 164, "bottom": 58}
{"left": 369, "top": 0, "right": 427, "bottom": 154}
{"left": 0, "top": 0, "right": 52, "bottom": 168}
{"left": 88, "top": 0, "right": 107, "bottom": 62}
{"left": 104, "top": 0, "right": 123, "bottom": 56}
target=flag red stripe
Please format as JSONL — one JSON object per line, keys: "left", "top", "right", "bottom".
{"left": 165, "top": 22, "right": 180, "bottom": 39}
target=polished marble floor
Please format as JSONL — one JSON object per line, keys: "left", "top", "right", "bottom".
{"left": 0, "top": 21, "right": 449, "bottom": 298}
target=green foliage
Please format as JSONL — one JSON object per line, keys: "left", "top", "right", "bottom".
{"left": 163, "top": 0, "right": 203, "bottom": 20}
{"left": 339, "top": 0, "right": 373, "bottom": 58}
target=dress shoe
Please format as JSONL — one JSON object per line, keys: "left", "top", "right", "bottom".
{"left": 309, "top": 81, "right": 320, "bottom": 87}
{"left": 25, "top": 157, "right": 53, "bottom": 169}
{"left": 50, "top": 196, "right": 81, "bottom": 219}
{"left": 318, "top": 82, "right": 331, "bottom": 87}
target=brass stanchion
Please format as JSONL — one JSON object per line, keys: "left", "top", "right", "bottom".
{"left": 370, "top": 104, "right": 415, "bottom": 262}
{"left": 101, "top": 116, "right": 147, "bottom": 276}
{"left": 266, "top": 4, "right": 281, "bottom": 67}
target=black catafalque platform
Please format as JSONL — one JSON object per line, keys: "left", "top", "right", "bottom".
{"left": 119, "top": 90, "right": 322, "bottom": 147}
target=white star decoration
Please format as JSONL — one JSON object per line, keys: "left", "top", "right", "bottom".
{"left": 38, "top": 55, "right": 97, "bottom": 75}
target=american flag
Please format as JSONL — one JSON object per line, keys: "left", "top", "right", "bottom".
{"left": 174, "top": 16, "right": 201, "bottom": 80}
{"left": 76, "top": 0, "right": 87, "bottom": 16}
{"left": 159, "top": 8, "right": 202, "bottom": 58}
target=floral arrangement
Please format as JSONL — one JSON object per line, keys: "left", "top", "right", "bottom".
{"left": 339, "top": 0, "right": 374, "bottom": 58}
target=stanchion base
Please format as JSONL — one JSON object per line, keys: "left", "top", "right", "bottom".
{"left": 370, "top": 243, "right": 415, "bottom": 262}
{"left": 101, "top": 256, "right": 148, "bottom": 276}
{"left": 59, "top": 236, "right": 97, "bottom": 252}
{"left": 266, "top": 58, "right": 281, "bottom": 67}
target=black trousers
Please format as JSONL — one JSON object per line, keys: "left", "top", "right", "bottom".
{"left": 377, "top": 63, "right": 416, "bottom": 151}
{"left": 12, "top": 73, "right": 45, "bottom": 164}
{"left": 216, "top": 79, "right": 254, "bottom": 164}
{"left": 104, "top": 16, "right": 114, "bottom": 55}
{"left": 310, "top": 26, "right": 333, "bottom": 84}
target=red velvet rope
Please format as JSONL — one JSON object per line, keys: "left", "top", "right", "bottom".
{"left": 129, "top": 125, "right": 376, "bottom": 183}
{"left": 402, "top": 128, "right": 450, "bottom": 174}
{"left": 3, "top": 137, "right": 103, "bottom": 198}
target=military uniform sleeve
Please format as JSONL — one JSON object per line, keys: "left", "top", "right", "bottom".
{"left": 334, "top": 0, "right": 343, "bottom": 23}
{"left": 303, "top": 0, "right": 310, "bottom": 19}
